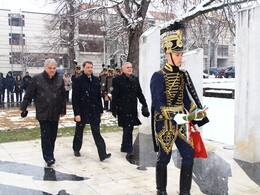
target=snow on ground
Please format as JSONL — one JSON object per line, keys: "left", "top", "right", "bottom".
{"left": 203, "top": 77, "right": 235, "bottom": 89}
{"left": 202, "top": 97, "right": 234, "bottom": 145}
{"left": 0, "top": 104, "right": 117, "bottom": 130}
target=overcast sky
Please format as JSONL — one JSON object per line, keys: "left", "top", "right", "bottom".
{"left": 0, "top": 0, "right": 54, "bottom": 13}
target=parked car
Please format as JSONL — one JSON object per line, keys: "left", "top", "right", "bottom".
{"left": 203, "top": 67, "right": 220, "bottom": 75}
{"left": 203, "top": 73, "right": 209, "bottom": 78}
{"left": 224, "top": 66, "right": 235, "bottom": 78}
{"left": 218, "top": 68, "right": 227, "bottom": 78}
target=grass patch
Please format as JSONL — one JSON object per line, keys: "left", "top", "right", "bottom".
{"left": 0, "top": 124, "right": 122, "bottom": 144}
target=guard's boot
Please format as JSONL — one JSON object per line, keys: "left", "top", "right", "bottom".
{"left": 156, "top": 165, "right": 168, "bottom": 195}
{"left": 179, "top": 165, "right": 193, "bottom": 195}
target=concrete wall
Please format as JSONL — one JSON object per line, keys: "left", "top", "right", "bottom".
{"left": 234, "top": 5, "right": 260, "bottom": 163}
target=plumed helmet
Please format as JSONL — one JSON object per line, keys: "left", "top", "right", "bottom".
{"left": 108, "top": 68, "right": 114, "bottom": 73}
{"left": 102, "top": 64, "right": 108, "bottom": 71}
{"left": 162, "top": 29, "right": 184, "bottom": 53}
{"left": 115, "top": 67, "right": 121, "bottom": 72}
{"left": 75, "top": 65, "right": 81, "bottom": 70}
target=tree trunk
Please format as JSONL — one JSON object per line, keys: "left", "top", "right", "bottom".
{"left": 127, "top": 26, "right": 143, "bottom": 76}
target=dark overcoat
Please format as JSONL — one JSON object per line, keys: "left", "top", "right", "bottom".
{"left": 111, "top": 72, "right": 147, "bottom": 127}
{"left": 5, "top": 74, "right": 15, "bottom": 91}
{"left": 22, "top": 75, "right": 32, "bottom": 90}
{"left": 20, "top": 71, "right": 66, "bottom": 121}
{"left": 72, "top": 73, "right": 103, "bottom": 124}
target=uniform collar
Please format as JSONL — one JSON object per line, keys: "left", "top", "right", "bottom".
{"left": 163, "top": 62, "right": 180, "bottom": 72}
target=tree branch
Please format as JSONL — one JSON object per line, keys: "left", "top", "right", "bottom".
{"left": 74, "top": 1, "right": 123, "bottom": 17}
{"left": 160, "top": 0, "right": 254, "bottom": 35}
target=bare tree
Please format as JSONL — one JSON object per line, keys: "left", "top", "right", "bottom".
{"left": 46, "top": 0, "right": 83, "bottom": 70}
{"left": 45, "top": 0, "right": 257, "bottom": 74}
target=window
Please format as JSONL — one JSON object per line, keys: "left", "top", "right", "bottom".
{"left": 79, "top": 39, "right": 103, "bottom": 52}
{"left": 9, "top": 33, "right": 25, "bottom": 45}
{"left": 26, "top": 53, "right": 67, "bottom": 67}
{"left": 8, "top": 14, "right": 25, "bottom": 26}
{"left": 217, "top": 45, "right": 228, "bottom": 56}
{"left": 10, "top": 52, "right": 22, "bottom": 64}
{"left": 79, "top": 21, "right": 103, "bottom": 35}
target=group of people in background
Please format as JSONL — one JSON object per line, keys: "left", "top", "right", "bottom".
{"left": 99, "top": 65, "right": 122, "bottom": 111}
{"left": 0, "top": 61, "right": 123, "bottom": 106}
{"left": 0, "top": 71, "right": 32, "bottom": 104}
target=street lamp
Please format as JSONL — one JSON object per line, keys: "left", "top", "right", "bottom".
{"left": 100, "top": 26, "right": 106, "bottom": 65}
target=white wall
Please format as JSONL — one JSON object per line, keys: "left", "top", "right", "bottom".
{"left": 138, "top": 27, "right": 161, "bottom": 134}
{"left": 234, "top": 5, "right": 260, "bottom": 163}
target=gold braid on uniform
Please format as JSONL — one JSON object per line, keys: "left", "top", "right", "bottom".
{"left": 155, "top": 63, "right": 195, "bottom": 154}
{"left": 183, "top": 70, "right": 202, "bottom": 108}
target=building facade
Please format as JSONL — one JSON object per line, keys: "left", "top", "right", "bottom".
{"left": 0, "top": 9, "right": 68, "bottom": 76}
{"left": 0, "top": 8, "right": 235, "bottom": 77}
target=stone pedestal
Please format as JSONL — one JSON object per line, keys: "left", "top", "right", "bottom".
{"left": 136, "top": 27, "right": 161, "bottom": 167}
{"left": 234, "top": 5, "right": 260, "bottom": 163}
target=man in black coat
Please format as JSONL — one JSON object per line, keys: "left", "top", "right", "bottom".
{"left": 22, "top": 71, "right": 32, "bottom": 92}
{"left": 5, "top": 71, "right": 15, "bottom": 103}
{"left": 20, "top": 59, "right": 66, "bottom": 167}
{"left": 111, "top": 62, "right": 150, "bottom": 157}
{"left": 72, "top": 61, "right": 111, "bottom": 161}
{"left": 0, "top": 72, "right": 5, "bottom": 104}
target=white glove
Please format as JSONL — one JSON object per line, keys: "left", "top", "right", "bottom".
{"left": 174, "top": 114, "right": 188, "bottom": 125}
{"left": 194, "top": 117, "right": 203, "bottom": 121}
{"left": 108, "top": 93, "right": 112, "bottom": 98}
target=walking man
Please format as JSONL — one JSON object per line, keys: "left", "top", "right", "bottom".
{"left": 20, "top": 58, "right": 66, "bottom": 167}
{"left": 72, "top": 61, "right": 111, "bottom": 161}
{"left": 111, "top": 62, "right": 150, "bottom": 160}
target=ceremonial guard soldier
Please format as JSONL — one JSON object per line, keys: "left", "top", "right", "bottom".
{"left": 99, "top": 64, "right": 108, "bottom": 110}
{"left": 71, "top": 64, "right": 82, "bottom": 83}
{"left": 150, "top": 29, "right": 209, "bottom": 195}
{"left": 114, "top": 66, "right": 122, "bottom": 76}
{"left": 104, "top": 67, "right": 114, "bottom": 111}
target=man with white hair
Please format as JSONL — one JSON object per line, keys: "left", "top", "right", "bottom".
{"left": 111, "top": 62, "right": 150, "bottom": 161}
{"left": 20, "top": 58, "right": 66, "bottom": 167}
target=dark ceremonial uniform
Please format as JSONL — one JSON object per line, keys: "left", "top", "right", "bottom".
{"left": 99, "top": 71, "right": 108, "bottom": 110}
{"left": 105, "top": 74, "right": 113, "bottom": 95}
{"left": 105, "top": 74, "right": 113, "bottom": 108}
{"left": 151, "top": 62, "right": 206, "bottom": 166}
{"left": 151, "top": 28, "right": 209, "bottom": 195}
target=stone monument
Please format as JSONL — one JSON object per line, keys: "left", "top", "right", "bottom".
{"left": 234, "top": 5, "right": 260, "bottom": 163}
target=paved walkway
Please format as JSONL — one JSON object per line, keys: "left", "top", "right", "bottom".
{"left": 0, "top": 131, "right": 259, "bottom": 195}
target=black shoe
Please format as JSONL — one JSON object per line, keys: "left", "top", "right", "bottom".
{"left": 46, "top": 159, "right": 55, "bottom": 167}
{"left": 100, "top": 153, "right": 111, "bottom": 161}
{"left": 126, "top": 153, "right": 135, "bottom": 164}
{"left": 74, "top": 151, "right": 81, "bottom": 157}
{"left": 120, "top": 148, "right": 128, "bottom": 153}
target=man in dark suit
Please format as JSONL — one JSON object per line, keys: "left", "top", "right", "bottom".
{"left": 111, "top": 62, "right": 149, "bottom": 159}
{"left": 72, "top": 61, "right": 111, "bottom": 161}
{"left": 20, "top": 59, "right": 66, "bottom": 167}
